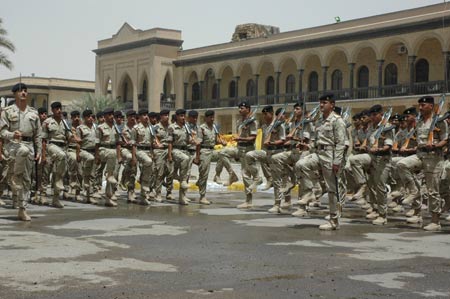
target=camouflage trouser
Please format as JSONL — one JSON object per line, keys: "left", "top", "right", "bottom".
{"left": 135, "top": 149, "right": 153, "bottom": 197}
{"left": 119, "top": 148, "right": 134, "bottom": 191}
{"left": 79, "top": 149, "right": 95, "bottom": 193}
{"left": 98, "top": 148, "right": 117, "bottom": 198}
{"left": 47, "top": 143, "right": 67, "bottom": 193}
{"left": 67, "top": 147, "right": 82, "bottom": 192}
{"left": 196, "top": 148, "right": 213, "bottom": 197}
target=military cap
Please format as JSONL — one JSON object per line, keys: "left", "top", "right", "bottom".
{"left": 96, "top": 111, "right": 104, "bottom": 118}
{"left": 319, "top": 93, "right": 335, "bottom": 102}
{"left": 114, "top": 111, "right": 124, "bottom": 118}
{"left": 38, "top": 107, "right": 47, "bottom": 114}
{"left": 175, "top": 108, "right": 186, "bottom": 115}
{"left": 398, "top": 114, "right": 407, "bottom": 121}
{"left": 138, "top": 108, "right": 148, "bottom": 115}
{"left": 238, "top": 101, "right": 251, "bottom": 108}
{"left": 11, "top": 83, "right": 27, "bottom": 93}
{"left": 62, "top": 111, "right": 67, "bottom": 118}
{"left": 82, "top": 109, "right": 93, "bottom": 118}
{"left": 293, "top": 101, "right": 304, "bottom": 108}
{"left": 188, "top": 110, "right": 198, "bottom": 117}
{"left": 360, "top": 109, "right": 370, "bottom": 117}
{"left": 148, "top": 111, "right": 158, "bottom": 118}
{"left": 334, "top": 106, "right": 342, "bottom": 115}
{"left": 418, "top": 96, "right": 434, "bottom": 104}
{"left": 262, "top": 105, "right": 274, "bottom": 113}
{"left": 368, "top": 104, "right": 383, "bottom": 114}
{"left": 275, "top": 107, "right": 285, "bottom": 116}
{"left": 205, "top": 110, "right": 214, "bottom": 117}
{"left": 50, "top": 101, "right": 62, "bottom": 109}
{"left": 126, "top": 110, "right": 137, "bottom": 117}
{"left": 103, "top": 108, "right": 114, "bottom": 115}
{"left": 70, "top": 110, "right": 80, "bottom": 117}
{"left": 403, "top": 107, "right": 418, "bottom": 116}
{"left": 160, "top": 109, "right": 170, "bottom": 115}
{"left": 390, "top": 113, "right": 400, "bottom": 121}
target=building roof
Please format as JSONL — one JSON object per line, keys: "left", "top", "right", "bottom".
{"left": 0, "top": 76, "right": 95, "bottom": 94}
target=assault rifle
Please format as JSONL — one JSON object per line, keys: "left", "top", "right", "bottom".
{"left": 427, "top": 95, "right": 445, "bottom": 147}
{"left": 371, "top": 107, "right": 393, "bottom": 150}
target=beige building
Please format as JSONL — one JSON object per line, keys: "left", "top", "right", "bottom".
{"left": 0, "top": 76, "right": 95, "bottom": 110}
{"left": 95, "top": 3, "right": 450, "bottom": 132}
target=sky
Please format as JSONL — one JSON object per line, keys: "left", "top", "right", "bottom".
{"left": 0, "top": 0, "right": 445, "bottom": 81}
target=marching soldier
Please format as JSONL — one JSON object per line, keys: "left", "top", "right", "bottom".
{"left": 167, "top": 109, "right": 192, "bottom": 205}
{"left": 42, "top": 102, "right": 76, "bottom": 209}
{"left": 153, "top": 109, "right": 174, "bottom": 202}
{"left": 35, "top": 107, "right": 50, "bottom": 204}
{"left": 95, "top": 108, "right": 121, "bottom": 207}
{"left": 194, "top": 110, "right": 227, "bottom": 205}
{"left": 121, "top": 110, "right": 138, "bottom": 203}
{"left": 67, "top": 110, "right": 83, "bottom": 201}
{"left": 93, "top": 111, "right": 106, "bottom": 198}
{"left": 0, "top": 82, "right": 42, "bottom": 221}
{"left": 76, "top": 109, "right": 98, "bottom": 204}
{"left": 296, "top": 94, "right": 346, "bottom": 230}
{"left": 131, "top": 109, "right": 153, "bottom": 205}
{"left": 397, "top": 96, "right": 448, "bottom": 231}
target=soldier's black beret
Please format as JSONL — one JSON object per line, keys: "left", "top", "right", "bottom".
{"left": 334, "top": 106, "right": 342, "bottom": 115}
{"left": 238, "top": 101, "right": 251, "bottom": 108}
{"left": 126, "top": 110, "right": 137, "bottom": 117}
{"left": 70, "top": 110, "right": 80, "bottom": 117}
{"left": 293, "top": 101, "right": 304, "bottom": 108}
{"left": 360, "top": 109, "right": 370, "bottom": 116}
{"left": 96, "top": 111, "right": 104, "bottom": 118}
{"left": 205, "top": 110, "right": 214, "bottom": 117}
{"left": 82, "top": 109, "right": 93, "bottom": 118}
{"left": 418, "top": 96, "right": 434, "bottom": 104}
{"left": 148, "top": 112, "right": 158, "bottom": 118}
{"left": 368, "top": 104, "right": 383, "bottom": 114}
{"left": 175, "top": 109, "right": 186, "bottom": 115}
{"left": 319, "top": 93, "right": 334, "bottom": 102}
{"left": 38, "top": 107, "right": 47, "bottom": 114}
{"left": 138, "top": 109, "right": 148, "bottom": 115}
{"left": 398, "top": 114, "right": 407, "bottom": 121}
{"left": 390, "top": 113, "right": 400, "bottom": 121}
{"left": 403, "top": 107, "right": 418, "bottom": 116}
{"left": 188, "top": 110, "right": 198, "bottom": 117}
{"left": 160, "top": 109, "right": 170, "bottom": 115}
{"left": 114, "top": 111, "right": 124, "bottom": 118}
{"left": 352, "top": 112, "right": 360, "bottom": 120}
{"left": 11, "top": 83, "right": 27, "bottom": 93}
{"left": 262, "top": 105, "right": 273, "bottom": 113}
{"left": 275, "top": 107, "right": 285, "bottom": 116}
{"left": 50, "top": 102, "right": 62, "bottom": 109}
{"left": 103, "top": 108, "right": 114, "bottom": 115}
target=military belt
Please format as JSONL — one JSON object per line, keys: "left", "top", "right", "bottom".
{"left": 418, "top": 147, "right": 442, "bottom": 153}
{"left": 317, "top": 144, "right": 334, "bottom": 151}
{"left": 82, "top": 148, "right": 96, "bottom": 153}
{"left": 201, "top": 145, "right": 214, "bottom": 149}
{"left": 137, "top": 145, "right": 152, "bottom": 150}
{"left": 237, "top": 142, "right": 254, "bottom": 147}
{"left": 49, "top": 140, "right": 66, "bottom": 147}
{"left": 100, "top": 144, "right": 116, "bottom": 149}
{"left": 265, "top": 145, "right": 284, "bottom": 151}
{"left": 22, "top": 136, "right": 33, "bottom": 142}
{"left": 173, "top": 145, "right": 188, "bottom": 150}
{"left": 371, "top": 151, "right": 391, "bottom": 156}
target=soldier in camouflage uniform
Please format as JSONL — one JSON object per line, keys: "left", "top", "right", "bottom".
{"left": 66, "top": 110, "right": 83, "bottom": 201}
{"left": 119, "top": 110, "right": 137, "bottom": 203}
{"left": 195, "top": 110, "right": 227, "bottom": 205}
{"left": 95, "top": 108, "right": 121, "bottom": 207}
{"left": 0, "top": 83, "right": 42, "bottom": 221}
{"left": 397, "top": 96, "right": 448, "bottom": 231}
{"left": 131, "top": 109, "right": 154, "bottom": 205}
{"left": 296, "top": 94, "right": 346, "bottom": 230}
{"left": 76, "top": 109, "right": 98, "bottom": 204}
{"left": 168, "top": 109, "right": 192, "bottom": 205}
{"left": 153, "top": 109, "right": 174, "bottom": 202}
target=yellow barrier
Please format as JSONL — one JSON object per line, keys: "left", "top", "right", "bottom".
{"left": 214, "top": 129, "right": 263, "bottom": 150}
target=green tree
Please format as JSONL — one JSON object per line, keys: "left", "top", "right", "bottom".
{"left": 0, "top": 18, "right": 15, "bottom": 70}
{"left": 70, "top": 93, "right": 125, "bottom": 114}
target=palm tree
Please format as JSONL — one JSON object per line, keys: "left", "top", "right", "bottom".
{"left": 0, "top": 18, "right": 15, "bottom": 70}
{"left": 70, "top": 93, "right": 125, "bottom": 114}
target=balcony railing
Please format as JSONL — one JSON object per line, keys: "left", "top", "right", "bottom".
{"left": 183, "top": 80, "right": 450, "bottom": 109}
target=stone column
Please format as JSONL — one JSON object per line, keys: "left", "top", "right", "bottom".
{"left": 275, "top": 71, "right": 281, "bottom": 103}
{"left": 298, "top": 69, "right": 304, "bottom": 98}
{"left": 377, "top": 60, "right": 384, "bottom": 97}
{"left": 322, "top": 66, "right": 329, "bottom": 92}
{"left": 198, "top": 81, "right": 204, "bottom": 102}
{"left": 254, "top": 74, "right": 259, "bottom": 105}
{"left": 216, "top": 78, "right": 221, "bottom": 105}
{"left": 348, "top": 63, "right": 355, "bottom": 99}
{"left": 408, "top": 55, "right": 417, "bottom": 95}
{"left": 234, "top": 76, "right": 240, "bottom": 99}
{"left": 444, "top": 52, "right": 450, "bottom": 92}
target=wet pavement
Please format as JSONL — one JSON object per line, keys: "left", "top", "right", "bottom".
{"left": 1, "top": 180, "right": 450, "bottom": 298}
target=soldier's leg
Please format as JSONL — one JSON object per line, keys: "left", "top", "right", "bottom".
{"left": 135, "top": 150, "right": 152, "bottom": 205}
{"left": 368, "top": 156, "right": 391, "bottom": 224}
{"left": 397, "top": 154, "right": 422, "bottom": 206}
{"left": 245, "top": 149, "right": 266, "bottom": 188}
{"left": 99, "top": 149, "right": 118, "bottom": 206}
{"left": 440, "top": 160, "right": 450, "bottom": 214}
{"left": 196, "top": 150, "right": 213, "bottom": 204}
{"left": 237, "top": 147, "right": 254, "bottom": 209}
{"left": 172, "top": 149, "right": 190, "bottom": 204}
{"left": 268, "top": 151, "right": 284, "bottom": 213}
{"left": 80, "top": 151, "right": 96, "bottom": 204}
{"left": 47, "top": 144, "right": 67, "bottom": 208}
{"left": 219, "top": 147, "right": 239, "bottom": 186}
{"left": 422, "top": 155, "right": 444, "bottom": 230}
{"left": 349, "top": 153, "right": 371, "bottom": 201}
{"left": 294, "top": 153, "right": 320, "bottom": 216}
{"left": 9, "top": 144, "right": 32, "bottom": 220}
{"left": 67, "top": 150, "right": 82, "bottom": 200}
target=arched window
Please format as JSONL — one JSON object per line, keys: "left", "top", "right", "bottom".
{"left": 142, "top": 79, "right": 148, "bottom": 101}
{"left": 308, "top": 71, "right": 319, "bottom": 92}
{"left": 415, "top": 59, "right": 429, "bottom": 83}
{"left": 331, "top": 70, "right": 343, "bottom": 90}
{"left": 212, "top": 83, "right": 218, "bottom": 99}
{"left": 357, "top": 66, "right": 369, "bottom": 88}
{"left": 229, "top": 80, "right": 236, "bottom": 98}
{"left": 266, "top": 76, "right": 275, "bottom": 95}
{"left": 123, "top": 82, "right": 128, "bottom": 102}
{"left": 384, "top": 63, "right": 398, "bottom": 85}
{"left": 192, "top": 83, "right": 200, "bottom": 101}
{"left": 285, "top": 74, "right": 296, "bottom": 94}
{"left": 246, "top": 79, "right": 255, "bottom": 96}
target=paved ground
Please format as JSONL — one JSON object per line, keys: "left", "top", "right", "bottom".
{"left": 1, "top": 164, "right": 450, "bottom": 298}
